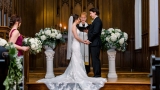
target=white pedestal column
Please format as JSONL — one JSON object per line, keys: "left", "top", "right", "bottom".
{"left": 44, "top": 46, "right": 55, "bottom": 79}
{"left": 107, "top": 49, "right": 117, "bottom": 78}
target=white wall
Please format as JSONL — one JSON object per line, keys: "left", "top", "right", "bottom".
{"left": 149, "top": 0, "right": 159, "bottom": 47}
{"left": 135, "top": 0, "right": 142, "bottom": 49}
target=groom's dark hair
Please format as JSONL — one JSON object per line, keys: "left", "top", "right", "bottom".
{"left": 89, "top": 8, "right": 99, "bottom": 16}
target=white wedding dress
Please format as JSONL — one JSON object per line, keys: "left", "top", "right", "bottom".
{"left": 37, "top": 29, "right": 107, "bottom": 90}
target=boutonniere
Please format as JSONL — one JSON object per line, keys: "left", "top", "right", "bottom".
{"left": 91, "top": 20, "right": 93, "bottom": 23}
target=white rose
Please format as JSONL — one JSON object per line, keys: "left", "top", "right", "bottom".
{"left": 41, "top": 35, "right": 46, "bottom": 41}
{"left": 108, "top": 28, "right": 114, "bottom": 33}
{"left": 102, "top": 28, "right": 105, "bottom": 32}
{"left": 56, "top": 34, "right": 62, "bottom": 39}
{"left": 117, "top": 48, "right": 121, "bottom": 51}
{"left": 29, "top": 38, "right": 34, "bottom": 43}
{"left": 54, "top": 31, "right": 58, "bottom": 35}
{"left": 45, "top": 30, "right": 51, "bottom": 36}
{"left": 101, "top": 32, "right": 105, "bottom": 35}
{"left": 0, "top": 38, "right": 7, "bottom": 46}
{"left": 119, "top": 38, "right": 125, "bottom": 45}
{"left": 31, "top": 44, "right": 36, "bottom": 49}
{"left": 115, "top": 33, "right": 120, "bottom": 38}
{"left": 16, "top": 58, "right": 21, "bottom": 64}
{"left": 35, "top": 33, "right": 39, "bottom": 36}
{"left": 52, "top": 29, "right": 57, "bottom": 31}
{"left": 23, "top": 38, "right": 29, "bottom": 43}
{"left": 37, "top": 50, "right": 40, "bottom": 53}
{"left": 106, "top": 37, "right": 110, "bottom": 42}
{"left": 115, "top": 29, "right": 121, "bottom": 32}
{"left": 110, "top": 33, "right": 117, "bottom": 42}
{"left": 17, "top": 64, "right": 22, "bottom": 70}
{"left": 124, "top": 32, "right": 128, "bottom": 40}
{"left": 42, "top": 31, "right": 44, "bottom": 34}
{"left": 50, "top": 33, "right": 56, "bottom": 38}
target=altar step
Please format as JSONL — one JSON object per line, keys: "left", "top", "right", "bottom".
{"left": 26, "top": 71, "right": 150, "bottom": 90}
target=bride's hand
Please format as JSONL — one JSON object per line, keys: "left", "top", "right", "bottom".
{"left": 83, "top": 40, "right": 86, "bottom": 44}
{"left": 83, "top": 40, "right": 88, "bottom": 44}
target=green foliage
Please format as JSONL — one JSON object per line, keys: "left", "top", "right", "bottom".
{"left": 3, "top": 43, "right": 23, "bottom": 90}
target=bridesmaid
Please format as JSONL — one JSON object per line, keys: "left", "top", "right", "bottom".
{"left": 9, "top": 14, "right": 29, "bottom": 56}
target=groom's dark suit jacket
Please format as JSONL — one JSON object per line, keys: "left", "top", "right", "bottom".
{"left": 88, "top": 17, "right": 102, "bottom": 47}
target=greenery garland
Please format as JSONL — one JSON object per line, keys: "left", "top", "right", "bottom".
{"left": 3, "top": 43, "right": 23, "bottom": 90}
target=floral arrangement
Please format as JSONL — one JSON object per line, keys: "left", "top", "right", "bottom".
{"left": 0, "top": 38, "right": 8, "bottom": 46}
{"left": 0, "top": 38, "right": 22, "bottom": 90}
{"left": 101, "top": 28, "right": 128, "bottom": 51}
{"left": 35, "top": 28, "right": 65, "bottom": 48}
{"left": 23, "top": 37, "right": 42, "bottom": 54}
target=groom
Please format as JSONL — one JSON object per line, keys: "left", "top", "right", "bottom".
{"left": 84, "top": 8, "right": 102, "bottom": 77}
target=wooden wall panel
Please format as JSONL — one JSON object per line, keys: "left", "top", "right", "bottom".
{"left": 61, "top": 4, "right": 70, "bottom": 29}
{"left": 86, "top": 4, "right": 94, "bottom": 24}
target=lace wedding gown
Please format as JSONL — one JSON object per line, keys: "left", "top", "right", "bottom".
{"left": 37, "top": 29, "right": 107, "bottom": 90}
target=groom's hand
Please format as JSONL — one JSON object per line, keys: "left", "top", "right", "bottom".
{"left": 84, "top": 40, "right": 91, "bottom": 45}
{"left": 84, "top": 29, "right": 88, "bottom": 33}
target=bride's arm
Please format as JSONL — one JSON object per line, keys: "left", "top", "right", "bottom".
{"left": 72, "top": 25, "right": 84, "bottom": 43}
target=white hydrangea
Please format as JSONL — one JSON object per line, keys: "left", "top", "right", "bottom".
{"left": 119, "top": 38, "right": 125, "bottom": 45}
{"left": 123, "top": 32, "right": 128, "bottom": 40}
{"left": 0, "top": 38, "right": 8, "bottom": 46}
{"left": 56, "top": 34, "right": 62, "bottom": 39}
{"left": 110, "top": 33, "right": 117, "bottom": 41}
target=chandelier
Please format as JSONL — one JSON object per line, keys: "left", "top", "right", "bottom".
{"left": 0, "top": 0, "right": 12, "bottom": 14}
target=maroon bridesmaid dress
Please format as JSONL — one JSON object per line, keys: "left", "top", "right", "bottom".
{"left": 10, "top": 29, "right": 23, "bottom": 56}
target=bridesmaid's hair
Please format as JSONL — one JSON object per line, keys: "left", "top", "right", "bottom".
{"left": 10, "top": 14, "right": 21, "bottom": 28}
{"left": 72, "top": 14, "right": 79, "bottom": 23}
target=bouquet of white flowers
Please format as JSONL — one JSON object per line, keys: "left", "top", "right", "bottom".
{"left": 0, "top": 38, "right": 8, "bottom": 46}
{"left": 35, "top": 28, "right": 65, "bottom": 47}
{"left": 101, "top": 28, "right": 128, "bottom": 51}
{"left": 23, "top": 37, "right": 42, "bottom": 54}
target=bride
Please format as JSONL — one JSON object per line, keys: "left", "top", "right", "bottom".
{"left": 38, "top": 14, "right": 107, "bottom": 90}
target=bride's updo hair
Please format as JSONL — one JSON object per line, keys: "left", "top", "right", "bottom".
{"left": 9, "top": 14, "right": 21, "bottom": 28}
{"left": 72, "top": 14, "right": 79, "bottom": 23}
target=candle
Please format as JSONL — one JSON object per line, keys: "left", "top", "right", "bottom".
{"left": 64, "top": 26, "right": 66, "bottom": 30}
{"left": 59, "top": 23, "right": 62, "bottom": 31}
{"left": 60, "top": 23, "right": 62, "bottom": 27}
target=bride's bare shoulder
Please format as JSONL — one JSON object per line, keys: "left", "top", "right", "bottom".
{"left": 72, "top": 24, "right": 76, "bottom": 30}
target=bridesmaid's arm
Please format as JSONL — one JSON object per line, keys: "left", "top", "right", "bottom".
{"left": 72, "top": 25, "right": 84, "bottom": 43}
{"left": 9, "top": 30, "right": 28, "bottom": 51}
